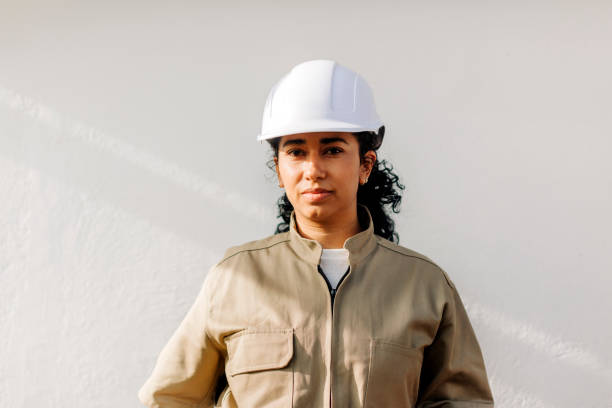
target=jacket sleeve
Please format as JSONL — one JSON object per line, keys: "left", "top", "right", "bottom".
{"left": 416, "top": 279, "right": 494, "bottom": 408}
{"left": 138, "top": 269, "right": 224, "bottom": 408}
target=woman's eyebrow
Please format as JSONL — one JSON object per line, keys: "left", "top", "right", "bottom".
{"left": 281, "top": 138, "right": 306, "bottom": 148}
{"left": 320, "top": 137, "right": 348, "bottom": 145}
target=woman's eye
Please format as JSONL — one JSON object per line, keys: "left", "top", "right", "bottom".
{"left": 325, "top": 147, "right": 343, "bottom": 155}
{"left": 286, "top": 149, "right": 305, "bottom": 157}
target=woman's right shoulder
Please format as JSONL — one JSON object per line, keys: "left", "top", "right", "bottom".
{"left": 200, "top": 231, "right": 292, "bottom": 305}
{"left": 216, "top": 231, "right": 292, "bottom": 266}
{"left": 203, "top": 232, "right": 291, "bottom": 294}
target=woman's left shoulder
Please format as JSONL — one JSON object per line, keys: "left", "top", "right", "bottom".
{"left": 374, "top": 236, "right": 456, "bottom": 290}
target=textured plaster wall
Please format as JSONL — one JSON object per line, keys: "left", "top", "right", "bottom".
{"left": 1, "top": 2, "right": 611, "bottom": 407}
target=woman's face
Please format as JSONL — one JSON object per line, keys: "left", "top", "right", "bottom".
{"left": 275, "top": 131, "right": 375, "bottom": 226}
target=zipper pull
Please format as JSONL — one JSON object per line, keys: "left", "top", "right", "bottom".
{"left": 330, "top": 288, "right": 336, "bottom": 297}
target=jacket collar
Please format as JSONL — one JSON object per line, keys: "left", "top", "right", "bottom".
{"left": 288, "top": 204, "right": 378, "bottom": 266}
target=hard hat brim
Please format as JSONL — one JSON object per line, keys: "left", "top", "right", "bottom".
{"left": 257, "top": 118, "right": 384, "bottom": 141}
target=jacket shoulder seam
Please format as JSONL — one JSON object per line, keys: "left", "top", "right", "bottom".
{"left": 376, "top": 239, "right": 441, "bottom": 268}
{"left": 217, "top": 236, "right": 291, "bottom": 265}
{"left": 376, "top": 239, "right": 454, "bottom": 289}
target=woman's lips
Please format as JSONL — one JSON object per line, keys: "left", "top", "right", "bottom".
{"left": 302, "top": 189, "right": 332, "bottom": 202}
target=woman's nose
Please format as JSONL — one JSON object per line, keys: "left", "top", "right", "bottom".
{"left": 303, "top": 155, "right": 326, "bottom": 180}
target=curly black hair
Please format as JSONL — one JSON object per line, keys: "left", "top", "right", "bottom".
{"left": 267, "top": 130, "right": 405, "bottom": 243}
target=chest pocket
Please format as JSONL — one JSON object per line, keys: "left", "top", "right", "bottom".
{"left": 364, "top": 340, "right": 424, "bottom": 408}
{"left": 225, "top": 329, "right": 294, "bottom": 408}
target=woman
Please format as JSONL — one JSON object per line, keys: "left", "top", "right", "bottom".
{"left": 138, "top": 60, "right": 494, "bottom": 407}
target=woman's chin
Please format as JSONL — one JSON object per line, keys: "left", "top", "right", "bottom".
{"left": 299, "top": 205, "right": 334, "bottom": 223}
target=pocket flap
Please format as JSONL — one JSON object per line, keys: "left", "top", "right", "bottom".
{"left": 226, "top": 329, "right": 294, "bottom": 376}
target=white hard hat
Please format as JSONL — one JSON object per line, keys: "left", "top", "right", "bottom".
{"left": 257, "top": 59, "right": 384, "bottom": 148}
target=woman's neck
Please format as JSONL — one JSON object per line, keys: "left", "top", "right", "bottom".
{"left": 294, "top": 208, "right": 362, "bottom": 249}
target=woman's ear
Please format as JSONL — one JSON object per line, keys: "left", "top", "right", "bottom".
{"left": 274, "top": 157, "right": 284, "bottom": 188}
{"left": 360, "top": 150, "right": 377, "bottom": 184}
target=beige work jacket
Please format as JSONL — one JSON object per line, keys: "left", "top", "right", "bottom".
{"left": 138, "top": 207, "right": 494, "bottom": 408}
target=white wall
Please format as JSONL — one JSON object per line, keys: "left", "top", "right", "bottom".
{"left": 1, "top": 2, "right": 611, "bottom": 407}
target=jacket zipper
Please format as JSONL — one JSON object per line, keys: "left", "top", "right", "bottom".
{"left": 317, "top": 265, "right": 350, "bottom": 313}
{"left": 317, "top": 264, "right": 351, "bottom": 408}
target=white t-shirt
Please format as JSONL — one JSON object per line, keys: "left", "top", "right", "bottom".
{"left": 319, "top": 248, "right": 350, "bottom": 289}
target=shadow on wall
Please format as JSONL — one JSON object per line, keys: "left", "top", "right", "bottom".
{"left": 0, "top": 86, "right": 276, "bottom": 251}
